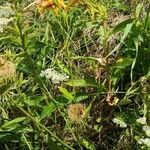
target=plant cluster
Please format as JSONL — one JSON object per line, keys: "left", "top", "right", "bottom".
{"left": 0, "top": 0, "right": 150, "bottom": 149}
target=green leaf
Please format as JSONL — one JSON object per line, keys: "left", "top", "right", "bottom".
{"left": 58, "top": 86, "right": 74, "bottom": 102}
{"left": 120, "top": 23, "right": 133, "bottom": 43}
{"left": 99, "top": 26, "right": 105, "bottom": 44}
{"left": 131, "top": 38, "right": 139, "bottom": 82}
{"left": 75, "top": 94, "right": 89, "bottom": 102}
{"left": 42, "top": 22, "right": 50, "bottom": 43}
{"left": 55, "top": 96, "right": 69, "bottom": 104}
{"left": 70, "top": 56, "right": 106, "bottom": 66}
{"left": 40, "top": 101, "right": 61, "bottom": 119}
{"left": 113, "top": 58, "right": 133, "bottom": 69}
{"left": 0, "top": 106, "right": 8, "bottom": 120}
{"left": 107, "top": 22, "right": 133, "bottom": 57}
{"left": 2, "top": 117, "right": 26, "bottom": 128}
{"left": 65, "top": 79, "right": 98, "bottom": 87}
{"left": 55, "top": 59, "right": 70, "bottom": 75}
{"left": 48, "top": 138, "right": 61, "bottom": 150}
{"left": 135, "top": 3, "right": 143, "bottom": 18}
{"left": 118, "top": 98, "right": 132, "bottom": 105}
{"left": 21, "top": 133, "right": 33, "bottom": 150}
{"left": 0, "top": 133, "right": 13, "bottom": 142}
{"left": 0, "top": 36, "right": 21, "bottom": 45}
{"left": 81, "top": 139, "right": 95, "bottom": 150}
{"left": 24, "top": 96, "right": 45, "bottom": 106}
{"left": 110, "top": 18, "right": 134, "bottom": 35}
{"left": 70, "top": 56, "right": 97, "bottom": 61}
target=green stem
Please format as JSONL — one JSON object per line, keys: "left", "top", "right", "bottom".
{"left": 103, "top": 22, "right": 111, "bottom": 90}
{"left": 16, "top": 13, "right": 74, "bottom": 149}
{"left": 144, "top": 2, "right": 150, "bottom": 29}
{"left": 15, "top": 104, "right": 74, "bottom": 150}
{"left": 59, "top": 109, "right": 78, "bottom": 142}
{"left": 17, "top": 13, "right": 53, "bottom": 101}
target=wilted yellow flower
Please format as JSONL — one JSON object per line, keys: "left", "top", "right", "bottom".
{"left": 106, "top": 91, "right": 119, "bottom": 106}
{"left": 67, "top": 0, "right": 81, "bottom": 8}
{"left": 35, "top": 0, "right": 66, "bottom": 15}
{"left": 67, "top": 103, "right": 85, "bottom": 123}
{"left": 67, "top": 0, "right": 107, "bottom": 20}
{"left": 0, "top": 57, "right": 16, "bottom": 78}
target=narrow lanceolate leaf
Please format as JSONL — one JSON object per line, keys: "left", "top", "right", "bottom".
{"left": 65, "top": 78, "right": 98, "bottom": 87}
{"left": 120, "top": 23, "right": 133, "bottom": 43}
{"left": 107, "top": 22, "right": 133, "bottom": 57}
{"left": 113, "top": 58, "right": 133, "bottom": 69}
{"left": 2, "top": 117, "right": 26, "bottom": 128}
{"left": 75, "top": 94, "right": 89, "bottom": 102}
{"left": 55, "top": 59, "right": 70, "bottom": 75}
{"left": 135, "top": 3, "right": 143, "bottom": 18}
{"left": 70, "top": 56, "right": 97, "bottom": 61}
{"left": 0, "top": 36, "right": 21, "bottom": 45}
{"left": 58, "top": 86, "right": 74, "bottom": 101}
{"left": 131, "top": 39, "right": 139, "bottom": 83}
{"left": 40, "top": 101, "right": 61, "bottom": 119}
{"left": 65, "top": 78, "right": 105, "bottom": 92}
{"left": 110, "top": 18, "right": 134, "bottom": 35}
{"left": 24, "top": 96, "right": 45, "bottom": 106}
{"left": 70, "top": 56, "right": 106, "bottom": 66}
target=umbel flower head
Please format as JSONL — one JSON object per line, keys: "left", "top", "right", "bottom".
{"left": 143, "top": 126, "right": 150, "bottom": 137}
{"left": 112, "top": 117, "right": 127, "bottom": 128}
{"left": 0, "top": 5, "right": 14, "bottom": 32}
{"left": 138, "top": 138, "right": 150, "bottom": 147}
{"left": 136, "top": 117, "right": 146, "bottom": 125}
{"left": 0, "top": 57, "right": 16, "bottom": 78}
{"left": 67, "top": 103, "right": 85, "bottom": 123}
{"left": 40, "top": 68, "right": 69, "bottom": 84}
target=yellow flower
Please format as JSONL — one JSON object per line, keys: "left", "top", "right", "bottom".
{"left": 0, "top": 57, "right": 16, "bottom": 78}
{"left": 35, "top": 0, "right": 66, "bottom": 15}
{"left": 67, "top": 103, "right": 85, "bottom": 123}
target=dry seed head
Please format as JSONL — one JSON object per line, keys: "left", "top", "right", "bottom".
{"left": 106, "top": 91, "right": 119, "bottom": 106}
{"left": 96, "top": 57, "right": 106, "bottom": 66}
{"left": 0, "top": 57, "right": 5, "bottom": 65}
{"left": 67, "top": 103, "right": 85, "bottom": 123}
{"left": 0, "top": 57, "right": 16, "bottom": 78}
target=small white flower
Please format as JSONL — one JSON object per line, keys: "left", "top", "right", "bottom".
{"left": 40, "top": 68, "right": 69, "bottom": 84}
{"left": 0, "top": 17, "right": 13, "bottom": 25}
{"left": 136, "top": 117, "right": 146, "bottom": 125}
{"left": 0, "top": 6, "right": 14, "bottom": 33}
{"left": 138, "top": 138, "right": 150, "bottom": 147}
{"left": 0, "top": 6, "right": 14, "bottom": 18}
{"left": 143, "top": 126, "right": 150, "bottom": 137}
{"left": 112, "top": 117, "right": 127, "bottom": 128}
{"left": 0, "top": 17, "right": 13, "bottom": 32}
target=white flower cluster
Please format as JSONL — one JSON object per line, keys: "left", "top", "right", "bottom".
{"left": 0, "top": 5, "right": 14, "bottom": 32}
{"left": 136, "top": 117, "right": 146, "bottom": 125}
{"left": 0, "top": 6, "right": 14, "bottom": 18}
{"left": 0, "top": 17, "right": 13, "bottom": 32}
{"left": 40, "top": 68, "right": 69, "bottom": 84}
{"left": 138, "top": 138, "right": 150, "bottom": 147}
{"left": 112, "top": 117, "right": 127, "bottom": 128}
{"left": 143, "top": 126, "right": 150, "bottom": 137}
{"left": 136, "top": 116, "right": 150, "bottom": 147}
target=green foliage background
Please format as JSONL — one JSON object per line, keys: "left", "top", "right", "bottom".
{"left": 0, "top": 0, "right": 150, "bottom": 149}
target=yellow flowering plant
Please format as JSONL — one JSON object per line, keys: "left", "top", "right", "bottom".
{"left": 35, "top": 0, "right": 66, "bottom": 15}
